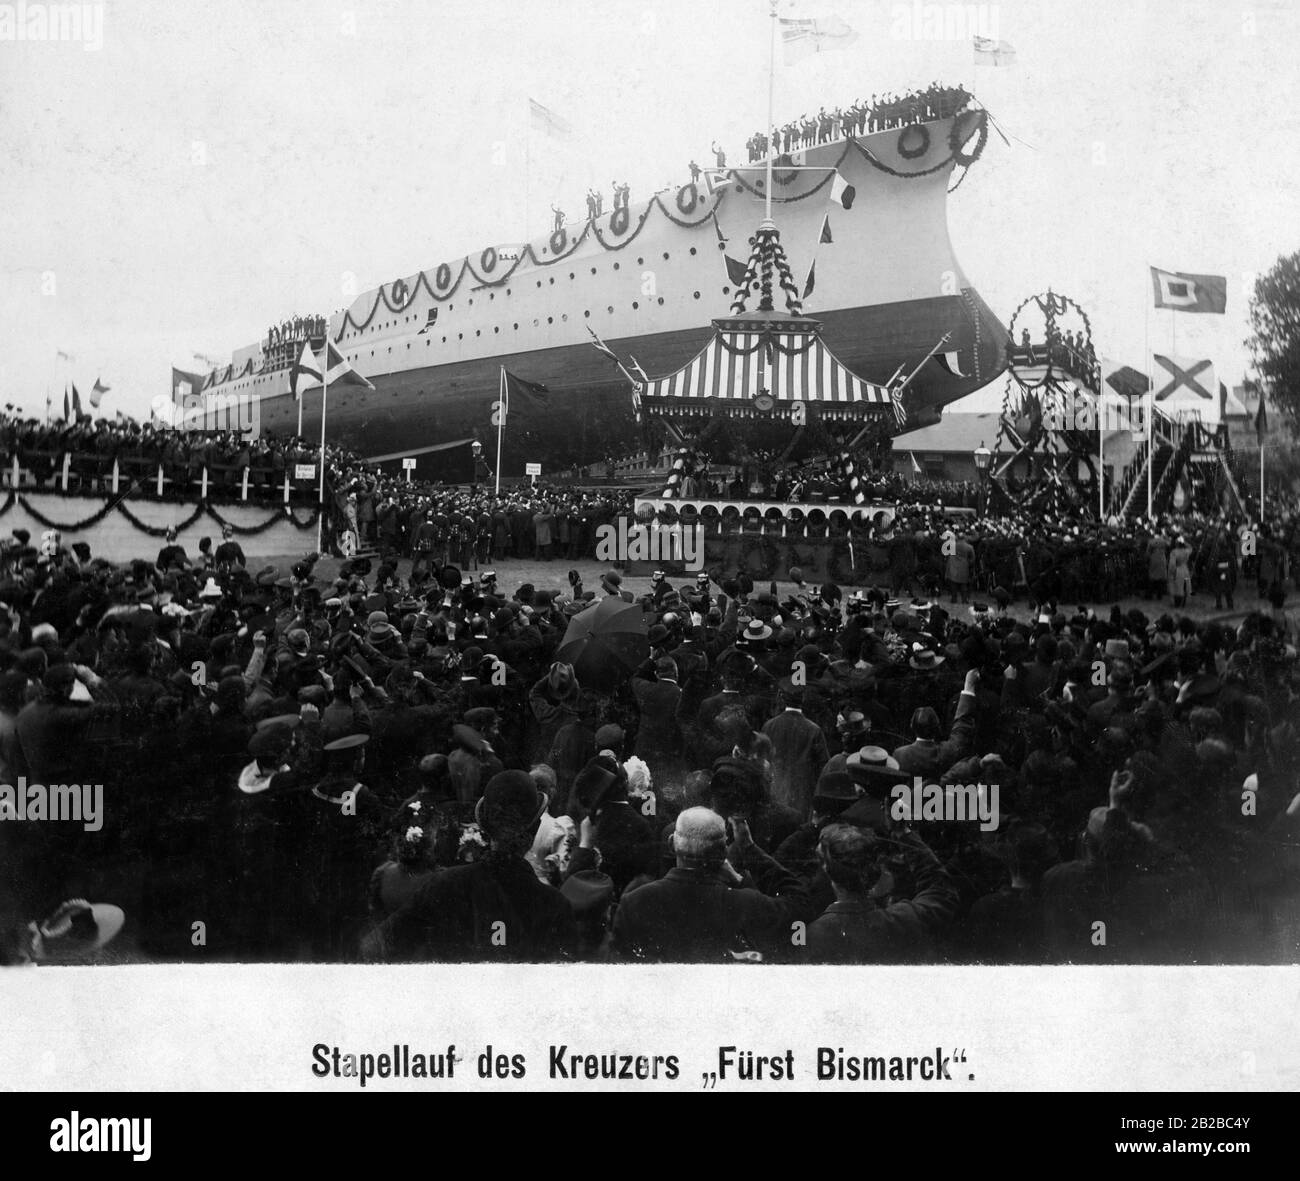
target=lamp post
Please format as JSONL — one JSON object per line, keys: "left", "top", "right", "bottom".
{"left": 973, "top": 441, "right": 991, "bottom": 515}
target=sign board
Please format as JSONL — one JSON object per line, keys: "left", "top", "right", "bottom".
{"left": 402, "top": 457, "right": 416, "bottom": 470}
{"left": 294, "top": 464, "right": 316, "bottom": 480}
{"left": 525, "top": 462, "right": 542, "bottom": 477}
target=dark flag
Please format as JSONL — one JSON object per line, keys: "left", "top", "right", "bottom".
{"left": 1219, "top": 381, "right": 1227, "bottom": 423}
{"left": 820, "top": 216, "right": 833, "bottom": 243}
{"left": 803, "top": 261, "right": 816, "bottom": 298}
{"left": 172, "top": 367, "right": 206, "bottom": 402}
{"left": 1255, "top": 391, "right": 1268, "bottom": 445}
{"left": 502, "top": 370, "right": 549, "bottom": 414}
{"left": 71, "top": 384, "right": 83, "bottom": 418}
{"left": 725, "top": 255, "right": 749, "bottom": 285}
{"left": 63, "top": 388, "right": 70, "bottom": 420}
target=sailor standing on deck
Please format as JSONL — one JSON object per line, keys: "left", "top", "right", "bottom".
{"left": 551, "top": 206, "right": 565, "bottom": 232}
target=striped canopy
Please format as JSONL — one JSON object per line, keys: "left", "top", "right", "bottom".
{"left": 640, "top": 325, "right": 892, "bottom": 408}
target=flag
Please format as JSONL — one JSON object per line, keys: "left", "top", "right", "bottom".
{"left": 890, "top": 387, "right": 908, "bottom": 429}
{"left": 171, "top": 367, "right": 205, "bottom": 403}
{"left": 323, "top": 339, "right": 375, "bottom": 389}
{"left": 528, "top": 99, "right": 571, "bottom": 139}
{"left": 910, "top": 451, "right": 922, "bottom": 476}
{"left": 780, "top": 14, "right": 858, "bottom": 65}
{"left": 1219, "top": 381, "right": 1227, "bottom": 423}
{"left": 830, "top": 172, "right": 856, "bottom": 210}
{"left": 1101, "top": 361, "right": 1151, "bottom": 400}
{"left": 803, "top": 261, "right": 816, "bottom": 299}
{"left": 973, "top": 36, "right": 1016, "bottom": 66}
{"left": 820, "top": 217, "right": 833, "bottom": 244}
{"left": 89, "top": 377, "right": 110, "bottom": 407}
{"left": 1255, "top": 392, "right": 1268, "bottom": 445}
{"left": 1150, "top": 266, "right": 1227, "bottom": 314}
{"left": 71, "top": 384, "right": 83, "bottom": 418}
{"left": 1152, "top": 354, "right": 1215, "bottom": 402}
{"left": 290, "top": 342, "right": 322, "bottom": 400}
{"left": 724, "top": 255, "right": 749, "bottom": 285}
{"left": 502, "top": 369, "right": 550, "bottom": 413}
{"left": 935, "top": 351, "right": 968, "bottom": 378}
{"left": 63, "top": 389, "right": 70, "bottom": 420}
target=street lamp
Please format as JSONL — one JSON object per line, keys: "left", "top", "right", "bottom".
{"left": 973, "top": 441, "right": 991, "bottom": 514}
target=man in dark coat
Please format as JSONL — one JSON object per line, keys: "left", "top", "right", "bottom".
{"left": 631, "top": 655, "right": 685, "bottom": 788}
{"left": 612, "top": 807, "right": 810, "bottom": 963}
{"left": 760, "top": 681, "right": 829, "bottom": 820}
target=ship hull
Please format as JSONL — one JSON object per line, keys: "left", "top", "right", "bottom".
{"left": 201, "top": 112, "right": 1007, "bottom": 471}
{"left": 264, "top": 291, "right": 997, "bottom": 471}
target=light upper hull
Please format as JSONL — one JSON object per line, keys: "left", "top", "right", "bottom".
{"left": 199, "top": 111, "right": 1006, "bottom": 470}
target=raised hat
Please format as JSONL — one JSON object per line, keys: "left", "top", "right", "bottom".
{"left": 323, "top": 733, "right": 370, "bottom": 752}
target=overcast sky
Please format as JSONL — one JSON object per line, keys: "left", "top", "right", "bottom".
{"left": 2, "top": 0, "right": 1297, "bottom": 420}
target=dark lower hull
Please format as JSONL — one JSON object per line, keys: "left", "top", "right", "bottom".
{"left": 265, "top": 292, "right": 1005, "bottom": 474}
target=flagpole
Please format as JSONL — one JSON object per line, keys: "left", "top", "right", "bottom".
{"left": 1145, "top": 272, "right": 1153, "bottom": 520}
{"left": 495, "top": 366, "right": 505, "bottom": 496}
{"left": 765, "top": 0, "right": 777, "bottom": 226}
{"left": 1098, "top": 399, "right": 1104, "bottom": 521}
{"left": 316, "top": 356, "right": 329, "bottom": 554}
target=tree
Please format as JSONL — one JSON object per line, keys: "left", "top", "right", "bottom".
{"left": 1246, "top": 250, "right": 1300, "bottom": 433}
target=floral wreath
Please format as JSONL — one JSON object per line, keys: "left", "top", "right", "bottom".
{"left": 897, "top": 124, "right": 930, "bottom": 160}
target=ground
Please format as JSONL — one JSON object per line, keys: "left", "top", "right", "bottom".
{"left": 266, "top": 548, "right": 1261, "bottom": 629}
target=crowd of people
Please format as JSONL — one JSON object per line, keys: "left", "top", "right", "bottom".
{"left": 0, "top": 410, "right": 322, "bottom": 499}
{"left": 265, "top": 316, "right": 326, "bottom": 351}
{"left": 743, "top": 82, "right": 973, "bottom": 161}
{"left": 2, "top": 490, "right": 1298, "bottom": 965}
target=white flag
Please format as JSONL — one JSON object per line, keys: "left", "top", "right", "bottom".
{"left": 780, "top": 15, "right": 858, "bottom": 66}
{"left": 528, "top": 98, "right": 571, "bottom": 139}
{"left": 973, "top": 36, "right": 1016, "bottom": 66}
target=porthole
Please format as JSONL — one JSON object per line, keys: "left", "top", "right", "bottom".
{"left": 632, "top": 301, "right": 639, "bottom": 309}
{"left": 693, "top": 291, "right": 700, "bottom": 299}
{"left": 657, "top": 297, "right": 664, "bottom": 305}
{"left": 689, "top": 247, "right": 697, "bottom": 255}
{"left": 547, "top": 316, "right": 553, "bottom": 324}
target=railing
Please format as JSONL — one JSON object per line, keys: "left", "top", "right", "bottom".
{"left": 1, "top": 451, "right": 317, "bottom": 503}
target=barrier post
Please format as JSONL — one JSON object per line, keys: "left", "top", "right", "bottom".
{"left": 156, "top": 465, "right": 164, "bottom": 497}
{"left": 10, "top": 456, "right": 19, "bottom": 489}
{"left": 111, "top": 459, "right": 119, "bottom": 494}
{"left": 61, "top": 452, "right": 71, "bottom": 492}
{"left": 283, "top": 473, "right": 290, "bottom": 504}
{"left": 200, "top": 466, "right": 209, "bottom": 501}
{"left": 241, "top": 466, "right": 250, "bottom": 501}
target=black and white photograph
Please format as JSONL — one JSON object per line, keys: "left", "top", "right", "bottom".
{"left": 1, "top": 0, "right": 1298, "bottom": 1123}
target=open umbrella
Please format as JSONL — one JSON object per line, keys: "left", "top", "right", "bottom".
{"left": 555, "top": 596, "right": 649, "bottom": 692}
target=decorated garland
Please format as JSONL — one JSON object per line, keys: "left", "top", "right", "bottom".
{"left": 897, "top": 124, "right": 931, "bottom": 160}
{"left": 661, "top": 447, "right": 695, "bottom": 499}
{"left": 480, "top": 246, "right": 497, "bottom": 274}
{"left": 949, "top": 109, "right": 989, "bottom": 167}
{"left": 0, "top": 492, "right": 318, "bottom": 536}
{"left": 549, "top": 227, "right": 568, "bottom": 255}
{"left": 339, "top": 187, "right": 722, "bottom": 335}
{"left": 676, "top": 183, "right": 698, "bottom": 216}
{"left": 727, "top": 223, "right": 804, "bottom": 316}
